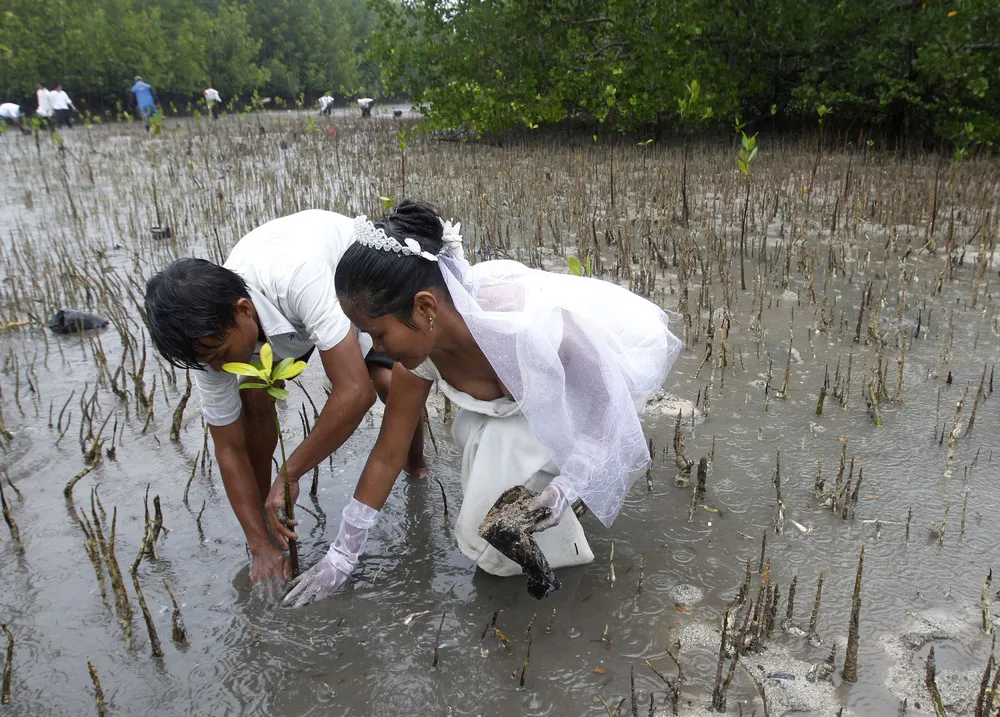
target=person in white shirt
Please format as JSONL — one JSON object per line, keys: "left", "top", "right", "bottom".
{"left": 50, "top": 84, "right": 76, "bottom": 128}
{"left": 202, "top": 88, "right": 221, "bottom": 119}
{"left": 35, "top": 83, "right": 54, "bottom": 128}
{"left": 144, "top": 210, "right": 427, "bottom": 593}
{"left": 356, "top": 97, "right": 375, "bottom": 117}
{"left": 318, "top": 94, "right": 334, "bottom": 116}
{"left": 0, "top": 103, "right": 30, "bottom": 134}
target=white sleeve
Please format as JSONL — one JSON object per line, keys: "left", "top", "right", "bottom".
{"left": 194, "top": 367, "right": 242, "bottom": 426}
{"left": 286, "top": 263, "right": 351, "bottom": 352}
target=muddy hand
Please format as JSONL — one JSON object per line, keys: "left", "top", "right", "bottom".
{"left": 265, "top": 475, "right": 299, "bottom": 549}
{"left": 250, "top": 543, "right": 291, "bottom": 601}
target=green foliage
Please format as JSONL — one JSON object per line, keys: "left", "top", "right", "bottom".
{"left": 737, "top": 132, "right": 758, "bottom": 180}
{"left": 224, "top": 344, "right": 306, "bottom": 403}
{"left": 148, "top": 110, "right": 164, "bottom": 136}
{"left": 0, "top": 0, "right": 375, "bottom": 104}
{"left": 367, "top": 0, "right": 1000, "bottom": 144}
{"left": 676, "top": 79, "right": 713, "bottom": 126}
{"left": 567, "top": 254, "right": 592, "bottom": 277}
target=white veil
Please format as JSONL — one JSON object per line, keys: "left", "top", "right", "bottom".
{"left": 437, "top": 254, "right": 682, "bottom": 527}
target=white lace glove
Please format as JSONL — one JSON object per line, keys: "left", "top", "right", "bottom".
{"left": 283, "top": 498, "right": 380, "bottom": 607}
{"left": 528, "top": 478, "right": 578, "bottom": 532}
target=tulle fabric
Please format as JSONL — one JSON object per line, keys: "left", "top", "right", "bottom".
{"left": 328, "top": 498, "right": 380, "bottom": 571}
{"left": 437, "top": 256, "right": 681, "bottom": 527}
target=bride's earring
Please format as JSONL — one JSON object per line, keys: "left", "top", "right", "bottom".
{"left": 428, "top": 317, "right": 435, "bottom": 332}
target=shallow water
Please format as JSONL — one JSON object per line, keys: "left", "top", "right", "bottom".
{"left": 0, "top": 112, "right": 997, "bottom": 716}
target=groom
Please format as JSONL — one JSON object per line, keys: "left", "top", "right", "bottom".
{"left": 144, "top": 209, "right": 427, "bottom": 590}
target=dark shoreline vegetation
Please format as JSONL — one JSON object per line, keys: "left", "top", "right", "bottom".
{"left": 369, "top": 0, "right": 1000, "bottom": 146}
{"left": 2, "top": 0, "right": 998, "bottom": 148}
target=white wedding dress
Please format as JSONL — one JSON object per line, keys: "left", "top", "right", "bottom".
{"left": 411, "top": 257, "right": 682, "bottom": 576}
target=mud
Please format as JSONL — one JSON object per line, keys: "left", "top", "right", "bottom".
{"left": 479, "top": 486, "right": 561, "bottom": 600}
{"left": 0, "top": 108, "right": 997, "bottom": 716}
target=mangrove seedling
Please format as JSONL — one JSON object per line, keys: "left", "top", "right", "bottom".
{"left": 675, "top": 79, "right": 713, "bottom": 227}
{"left": 736, "top": 130, "right": 759, "bottom": 291}
{"left": 223, "top": 342, "right": 307, "bottom": 574}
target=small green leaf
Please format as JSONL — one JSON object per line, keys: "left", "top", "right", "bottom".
{"left": 272, "top": 357, "right": 295, "bottom": 380}
{"left": 749, "top": 146, "right": 758, "bottom": 162}
{"left": 273, "top": 360, "right": 307, "bottom": 381}
{"left": 267, "top": 386, "right": 290, "bottom": 400}
{"left": 222, "top": 362, "right": 266, "bottom": 378}
{"left": 239, "top": 382, "right": 270, "bottom": 390}
{"left": 568, "top": 256, "right": 584, "bottom": 276}
{"left": 259, "top": 343, "right": 274, "bottom": 376}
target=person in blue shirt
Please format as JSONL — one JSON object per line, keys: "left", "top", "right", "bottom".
{"left": 130, "top": 75, "right": 159, "bottom": 129}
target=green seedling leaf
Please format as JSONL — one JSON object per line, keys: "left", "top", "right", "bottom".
{"left": 239, "top": 382, "right": 270, "bottom": 390}
{"left": 274, "top": 360, "right": 307, "bottom": 382}
{"left": 267, "top": 386, "right": 290, "bottom": 400}
{"left": 222, "top": 362, "right": 266, "bottom": 378}
{"left": 568, "top": 256, "right": 584, "bottom": 276}
{"left": 749, "top": 146, "right": 758, "bottom": 162}
{"left": 272, "top": 357, "right": 295, "bottom": 380}
{"left": 259, "top": 343, "right": 274, "bottom": 376}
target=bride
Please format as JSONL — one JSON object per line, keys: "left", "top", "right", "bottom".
{"left": 284, "top": 200, "right": 681, "bottom": 606}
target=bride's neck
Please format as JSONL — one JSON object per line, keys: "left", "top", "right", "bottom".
{"left": 429, "top": 308, "right": 480, "bottom": 361}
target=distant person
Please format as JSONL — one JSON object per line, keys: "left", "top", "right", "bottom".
{"left": 35, "top": 83, "right": 54, "bottom": 128}
{"left": 356, "top": 97, "right": 374, "bottom": 118}
{"left": 51, "top": 84, "right": 77, "bottom": 128}
{"left": 130, "top": 76, "right": 159, "bottom": 129}
{"left": 202, "top": 87, "right": 221, "bottom": 119}
{"left": 318, "top": 94, "right": 334, "bottom": 116}
{"left": 0, "top": 103, "right": 31, "bottom": 134}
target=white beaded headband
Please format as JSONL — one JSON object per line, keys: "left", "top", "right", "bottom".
{"left": 353, "top": 215, "right": 466, "bottom": 263}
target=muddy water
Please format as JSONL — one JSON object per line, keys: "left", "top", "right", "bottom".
{"left": 0, "top": 113, "right": 997, "bottom": 716}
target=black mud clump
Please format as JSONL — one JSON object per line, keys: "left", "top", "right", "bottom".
{"left": 479, "top": 486, "right": 561, "bottom": 600}
{"left": 47, "top": 308, "right": 110, "bottom": 334}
